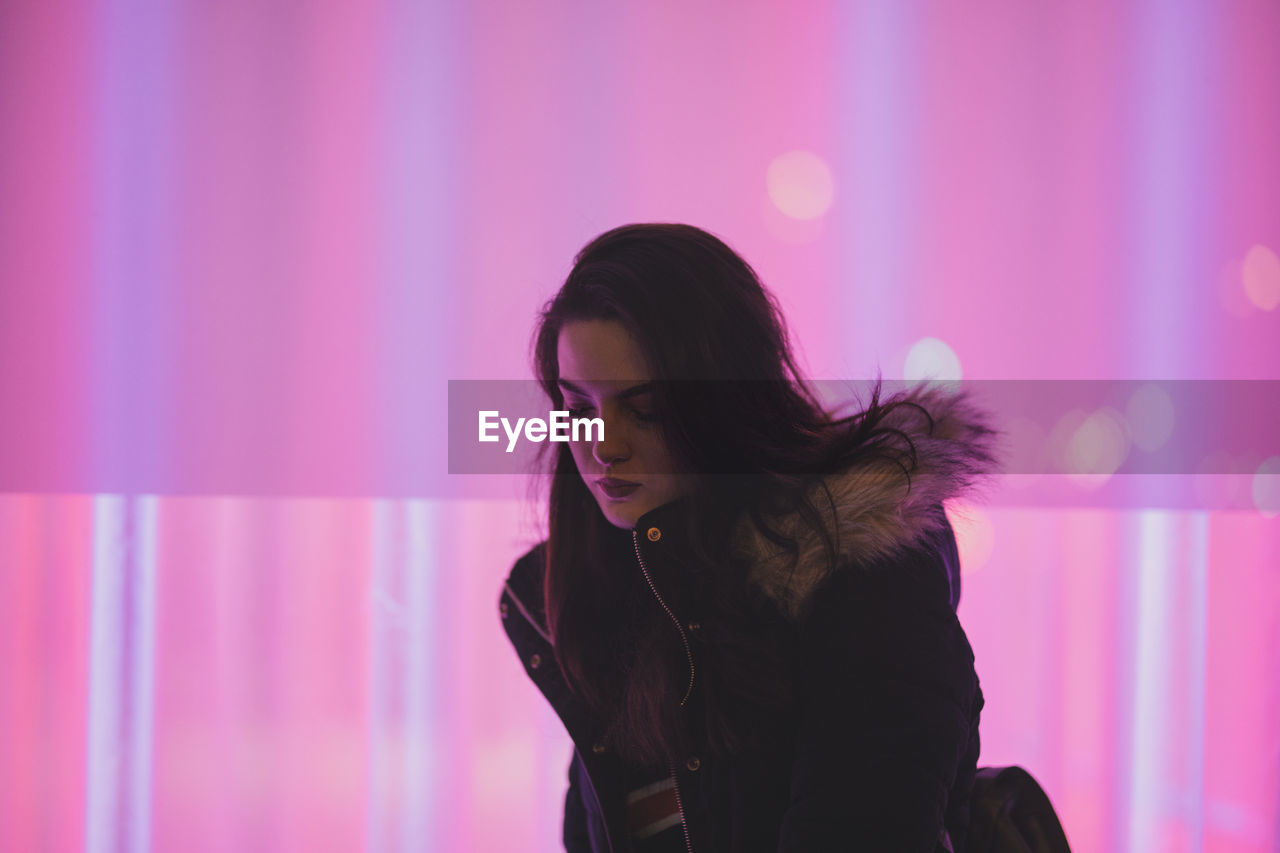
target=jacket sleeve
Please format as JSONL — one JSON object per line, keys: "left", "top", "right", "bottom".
{"left": 777, "top": 542, "right": 979, "bottom": 852}
{"left": 564, "top": 747, "right": 593, "bottom": 852}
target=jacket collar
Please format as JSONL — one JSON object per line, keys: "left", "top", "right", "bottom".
{"left": 632, "top": 495, "right": 695, "bottom": 544}
{"left": 612, "top": 496, "right": 707, "bottom": 599}
{"left": 536, "top": 385, "right": 999, "bottom": 625}
{"left": 727, "top": 384, "right": 1000, "bottom": 620}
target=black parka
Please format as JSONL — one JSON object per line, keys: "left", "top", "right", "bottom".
{"left": 499, "top": 386, "right": 996, "bottom": 852}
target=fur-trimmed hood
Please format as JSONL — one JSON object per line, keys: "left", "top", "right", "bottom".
{"left": 729, "top": 384, "right": 1002, "bottom": 620}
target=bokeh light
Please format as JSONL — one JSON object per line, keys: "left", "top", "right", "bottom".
{"left": 903, "top": 337, "right": 962, "bottom": 386}
{"left": 1125, "top": 383, "right": 1175, "bottom": 453}
{"left": 1194, "top": 451, "right": 1243, "bottom": 509}
{"left": 1066, "top": 408, "right": 1129, "bottom": 482}
{"left": 1242, "top": 244, "right": 1280, "bottom": 311}
{"left": 1048, "top": 407, "right": 1130, "bottom": 488}
{"left": 1216, "top": 258, "right": 1253, "bottom": 318}
{"left": 761, "top": 196, "right": 826, "bottom": 244}
{"left": 1252, "top": 456, "right": 1280, "bottom": 518}
{"left": 765, "top": 150, "right": 835, "bottom": 220}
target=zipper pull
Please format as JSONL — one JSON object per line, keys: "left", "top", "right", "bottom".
{"left": 633, "top": 528, "right": 696, "bottom": 707}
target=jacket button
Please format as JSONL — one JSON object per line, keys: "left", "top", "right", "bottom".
{"left": 500, "top": 601, "right": 509, "bottom": 619}
{"left": 686, "top": 756, "right": 701, "bottom": 772}
{"left": 529, "top": 653, "right": 542, "bottom": 670}
{"left": 591, "top": 742, "right": 605, "bottom": 754}
{"left": 647, "top": 526, "right": 662, "bottom": 542}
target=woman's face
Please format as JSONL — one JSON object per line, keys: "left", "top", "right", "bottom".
{"left": 556, "top": 319, "right": 693, "bottom": 530}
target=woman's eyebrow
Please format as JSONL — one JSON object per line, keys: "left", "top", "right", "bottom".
{"left": 557, "top": 379, "right": 655, "bottom": 400}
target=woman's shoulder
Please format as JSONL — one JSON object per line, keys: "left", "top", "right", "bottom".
{"left": 505, "top": 539, "right": 547, "bottom": 584}
{"left": 792, "top": 529, "right": 978, "bottom": 695}
{"left": 736, "top": 495, "right": 963, "bottom": 625}
{"left": 499, "top": 540, "right": 549, "bottom": 642}
{"left": 799, "top": 526, "right": 957, "bottom": 628}
{"left": 818, "top": 532, "right": 956, "bottom": 617}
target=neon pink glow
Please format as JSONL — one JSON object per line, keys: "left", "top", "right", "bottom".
{"left": 1, "top": 1, "right": 1277, "bottom": 850}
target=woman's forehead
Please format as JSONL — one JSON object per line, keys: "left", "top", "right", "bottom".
{"left": 558, "top": 377, "right": 655, "bottom": 402}
{"left": 556, "top": 319, "right": 653, "bottom": 385}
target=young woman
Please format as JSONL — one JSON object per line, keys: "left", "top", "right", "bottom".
{"left": 498, "top": 223, "right": 1000, "bottom": 852}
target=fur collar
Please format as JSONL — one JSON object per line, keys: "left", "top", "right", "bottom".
{"left": 729, "top": 384, "right": 1001, "bottom": 620}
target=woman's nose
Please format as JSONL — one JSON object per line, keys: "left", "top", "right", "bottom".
{"left": 592, "top": 416, "right": 630, "bottom": 466}
{"left": 594, "top": 446, "right": 627, "bottom": 466}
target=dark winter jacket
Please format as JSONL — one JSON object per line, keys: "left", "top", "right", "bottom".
{"left": 499, "top": 387, "right": 998, "bottom": 852}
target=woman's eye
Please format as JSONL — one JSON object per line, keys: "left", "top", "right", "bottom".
{"left": 564, "top": 402, "right": 654, "bottom": 423}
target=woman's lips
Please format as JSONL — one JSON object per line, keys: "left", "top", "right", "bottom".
{"left": 596, "top": 478, "right": 641, "bottom": 499}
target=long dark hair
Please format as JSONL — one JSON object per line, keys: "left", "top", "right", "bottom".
{"left": 532, "top": 223, "right": 930, "bottom": 770}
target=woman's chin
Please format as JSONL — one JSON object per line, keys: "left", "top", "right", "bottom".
{"left": 599, "top": 506, "right": 639, "bottom": 530}
{"left": 594, "top": 497, "right": 645, "bottom": 530}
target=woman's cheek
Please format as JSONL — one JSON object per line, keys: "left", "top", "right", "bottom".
{"left": 568, "top": 441, "right": 592, "bottom": 476}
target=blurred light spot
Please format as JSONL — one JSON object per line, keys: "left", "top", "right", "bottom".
{"left": 1050, "top": 408, "right": 1129, "bottom": 488}
{"left": 762, "top": 196, "right": 825, "bottom": 244}
{"left": 1216, "top": 258, "right": 1252, "bottom": 318}
{"left": 1194, "top": 451, "right": 1242, "bottom": 509}
{"left": 947, "top": 502, "right": 994, "bottom": 575}
{"left": 1242, "top": 244, "right": 1280, "bottom": 311}
{"left": 1067, "top": 408, "right": 1129, "bottom": 477}
{"left": 1252, "top": 456, "right": 1280, "bottom": 518}
{"left": 903, "top": 337, "right": 962, "bottom": 389}
{"left": 1047, "top": 409, "right": 1087, "bottom": 471}
{"left": 1125, "top": 383, "right": 1175, "bottom": 453}
{"left": 766, "top": 150, "right": 834, "bottom": 220}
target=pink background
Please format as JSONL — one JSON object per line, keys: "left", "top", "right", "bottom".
{"left": 2, "top": 0, "right": 1278, "bottom": 850}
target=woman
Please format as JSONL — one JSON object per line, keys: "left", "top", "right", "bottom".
{"left": 498, "top": 223, "right": 1000, "bottom": 852}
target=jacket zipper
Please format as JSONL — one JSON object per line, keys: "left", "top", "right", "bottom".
{"left": 631, "top": 529, "right": 695, "bottom": 706}
{"left": 668, "top": 757, "right": 694, "bottom": 853}
{"left": 633, "top": 529, "right": 695, "bottom": 853}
